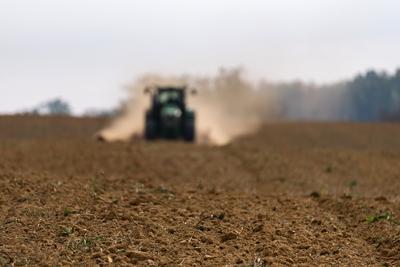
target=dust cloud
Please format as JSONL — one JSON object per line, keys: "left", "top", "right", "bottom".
{"left": 188, "top": 69, "right": 270, "bottom": 145}
{"left": 97, "top": 68, "right": 270, "bottom": 145}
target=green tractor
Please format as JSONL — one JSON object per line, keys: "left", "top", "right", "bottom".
{"left": 144, "top": 86, "right": 196, "bottom": 142}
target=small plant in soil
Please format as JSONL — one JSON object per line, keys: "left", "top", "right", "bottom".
{"left": 325, "top": 165, "right": 333, "bottom": 173}
{"left": 349, "top": 180, "right": 358, "bottom": 190}
{"left": 63, "top": 207, "right": 73, "bottom": 217}
{"left": 68, "top": 235, "right": 104, "bottom": 252}
{"left": 58, "top": 226, "right": 74, "bottom": 237}
{"left": 365, "top": 212, "right": 391, "bottom": 224}
{"left": 154, "top": 186, "right": 175, "bottom": 199}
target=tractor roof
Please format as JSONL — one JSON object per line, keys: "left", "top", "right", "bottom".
{"left": 157, "top": 86, "right": 186, "bottom": 92}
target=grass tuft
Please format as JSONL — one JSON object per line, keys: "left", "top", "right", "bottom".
{"left": 366, "top": 212, "right": 391, "bottom": 224}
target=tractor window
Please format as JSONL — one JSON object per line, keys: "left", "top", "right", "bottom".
{"left": 158, "top": 91, "right": 180, "bottom": 103}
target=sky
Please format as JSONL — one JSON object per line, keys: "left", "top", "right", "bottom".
{"left": 1, "top": 0, "right": 400, "bottom": 114}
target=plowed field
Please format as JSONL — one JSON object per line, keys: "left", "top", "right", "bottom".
{"left": 1, "top": 116, "right": 400, "bottom": 266}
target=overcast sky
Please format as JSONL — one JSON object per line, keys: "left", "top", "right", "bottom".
{"left": 1, "top": 0, "right": 400, "bottom": 114}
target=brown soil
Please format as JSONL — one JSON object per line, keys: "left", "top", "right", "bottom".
{"left": 0, "top": 116, "right": 399, "bottom": 266}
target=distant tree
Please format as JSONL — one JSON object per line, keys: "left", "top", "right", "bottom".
{"left": 24, "top": 98, "right": 72, "bottom": 116}
{"left": 262, "top": 68, "right": 400, "bottom": 122}
{"left": 41, "top": 98, "right": 71, "bottom": 115}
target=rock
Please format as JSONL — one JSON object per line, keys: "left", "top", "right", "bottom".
{"left": 126, "top": 250, "right": 153, "bottom": 261}
{"left": 253, "top": 224, "right": 263, "bottom": 232}
{"left": 310, "top": 191, "right": 320, "bottom": 198}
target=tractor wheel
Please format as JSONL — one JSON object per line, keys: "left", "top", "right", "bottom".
{"left": 183, "top": 114, "right": 195, "bottom": 142}
{"left": 145, "top": 112, "right": 156, "bottom": 140}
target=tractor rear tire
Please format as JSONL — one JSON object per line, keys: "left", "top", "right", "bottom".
{"left": 145, "top": 112, "right": 156, "bottom": 140}
{"left": 183, "top": 114, "right": 195, "bottom": 142}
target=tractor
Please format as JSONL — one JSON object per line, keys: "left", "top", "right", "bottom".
{"left": 144, "top": 86, "right": 196, "bottom": 142}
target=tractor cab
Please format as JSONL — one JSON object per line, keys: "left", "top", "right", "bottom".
{"left": 151, "top": 87, "right": 185, "bottom": 114}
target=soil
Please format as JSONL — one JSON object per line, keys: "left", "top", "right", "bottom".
{"left": 0, "top": 116, "right": 400, "bottom": 266}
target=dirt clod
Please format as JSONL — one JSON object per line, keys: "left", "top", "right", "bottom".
{"left": 125, "top": 251, "right": 153, "bottom": 261}
{"left": 220, "top": 233, "right": 237, "bottom": 242}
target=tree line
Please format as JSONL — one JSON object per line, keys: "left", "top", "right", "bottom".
{"left": 22, "top": 68, "right": 400, "bottom": 122}
{"left": 260, "top": 69, "right": 400, "bottom": 122}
